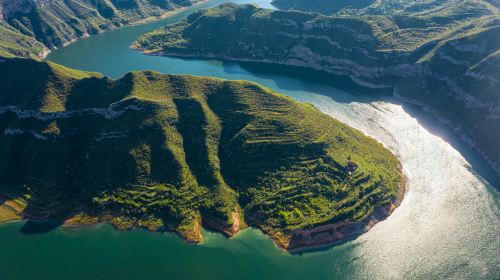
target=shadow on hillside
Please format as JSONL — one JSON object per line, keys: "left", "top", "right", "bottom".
{"left": 222, "top": 60, "right": 392, "bottom": 98}
{"left": 20, "top": 220, "right": 62, "bottom": 235}
{"left": 165, "top": 55, "right": 389, "bottom": 103}
{"left": 219, "top": 60, "right": 500, "bottom": 190}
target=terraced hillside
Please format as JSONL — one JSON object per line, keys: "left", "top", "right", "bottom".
{"left": 133, "top": 2, "right": 500, "bottom": 176}
{"left": 0, "top": 0, "right": 201, "bottom": 58}
{"left": 272, "top": 0, "right": 375, "bottom": 15}
{"left": 0, "top": 58, "right": 402, "bottom": 249}
{"left": 273, "top": 0, "right": 500, "bottom": 16}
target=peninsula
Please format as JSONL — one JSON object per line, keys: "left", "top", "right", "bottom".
{"left": 0, "top": 58, "right": 403, "bottom": 250}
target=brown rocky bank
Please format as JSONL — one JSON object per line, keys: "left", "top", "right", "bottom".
{"left": 246, "top": 165, "right": 406, "bottom": 252}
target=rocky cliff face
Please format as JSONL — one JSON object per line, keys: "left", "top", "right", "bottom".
{"left": 0, "top": 0, "right": 51, "bottom": 21}
{"left": 134, "top": 3, "right": 500, "bottom": 176}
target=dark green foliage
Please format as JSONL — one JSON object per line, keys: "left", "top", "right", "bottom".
{"left": 0, "top": 58, "right": 401, "bottom": 235}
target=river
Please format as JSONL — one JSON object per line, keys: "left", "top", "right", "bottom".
{"left": 1, "top": 0, "right": 499, "bottom": 279}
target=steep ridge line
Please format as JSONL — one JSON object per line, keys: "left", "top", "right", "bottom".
{"left": 0, "top": 58, "right": 403, "bottom": 251}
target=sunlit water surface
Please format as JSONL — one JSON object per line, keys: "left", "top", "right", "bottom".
{"left": 1, "top": 1, "right": 498, "bottom": 279}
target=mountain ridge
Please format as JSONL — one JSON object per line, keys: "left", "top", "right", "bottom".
{"left": 0, "top": 58, "right": 403, "bottom": 250}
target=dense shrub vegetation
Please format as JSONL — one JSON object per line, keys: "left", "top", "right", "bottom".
{"left": 0, "top": 58, "right": 401, "bottom": 241}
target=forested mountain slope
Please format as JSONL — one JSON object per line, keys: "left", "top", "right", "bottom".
{"left": 0, "top": 58, "right": 402, "bottom": 250}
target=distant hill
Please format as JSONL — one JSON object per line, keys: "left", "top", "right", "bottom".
{"left": 133, "top": 2, "right": 500, "bottom": 176}
{"left": 272, "top": 0, "right": 499, "bottom": 16}
{"left": 0, "top": 0, "right": 201, "bottom": 58}
{"left": 0, "top": 58, "right": 402, "bottom": 250}
{"left": 272, "top": 0, "right": 375, "bottom": 15}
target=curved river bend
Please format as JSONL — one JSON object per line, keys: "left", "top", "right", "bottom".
{"left": 1, "top": 1, "right": 499, "bottom": 279}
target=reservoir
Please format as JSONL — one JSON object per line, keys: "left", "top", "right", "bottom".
{"left": 1, "top": 0, "right": 498, "bottom": 279}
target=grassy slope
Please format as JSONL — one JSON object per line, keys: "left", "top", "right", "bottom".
{"left": 0, "top": 58, "right": 401, "bottom": 244}
{"left": 133, "top": 2, "right": 500, "bottom": 175}
{"left": 0, "top": 0, "right": 199, "bottom": 58}
{"left": 0, "top": 22, "right": 46, "bottom": 59}
{"left": 272, "top": 0, "right": 376, "bottom": 15}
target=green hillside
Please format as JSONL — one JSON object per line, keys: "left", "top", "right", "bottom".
{"left": 133, "top": 2, "right": 500, "bottom": 176}
{"left": 0, "top": 22, "right": 46, "bottom": 59}
{"left": 272, "top": 0, "right": 498, "bottom": 16}
{"left": 272, "top": 0, "right": 375, "bottom": 15}
{"left": 0, "top": 58, "right": 402, "bottom": 248}
{"left": 0, "top": 0, "right": 200, "bottom": 58}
